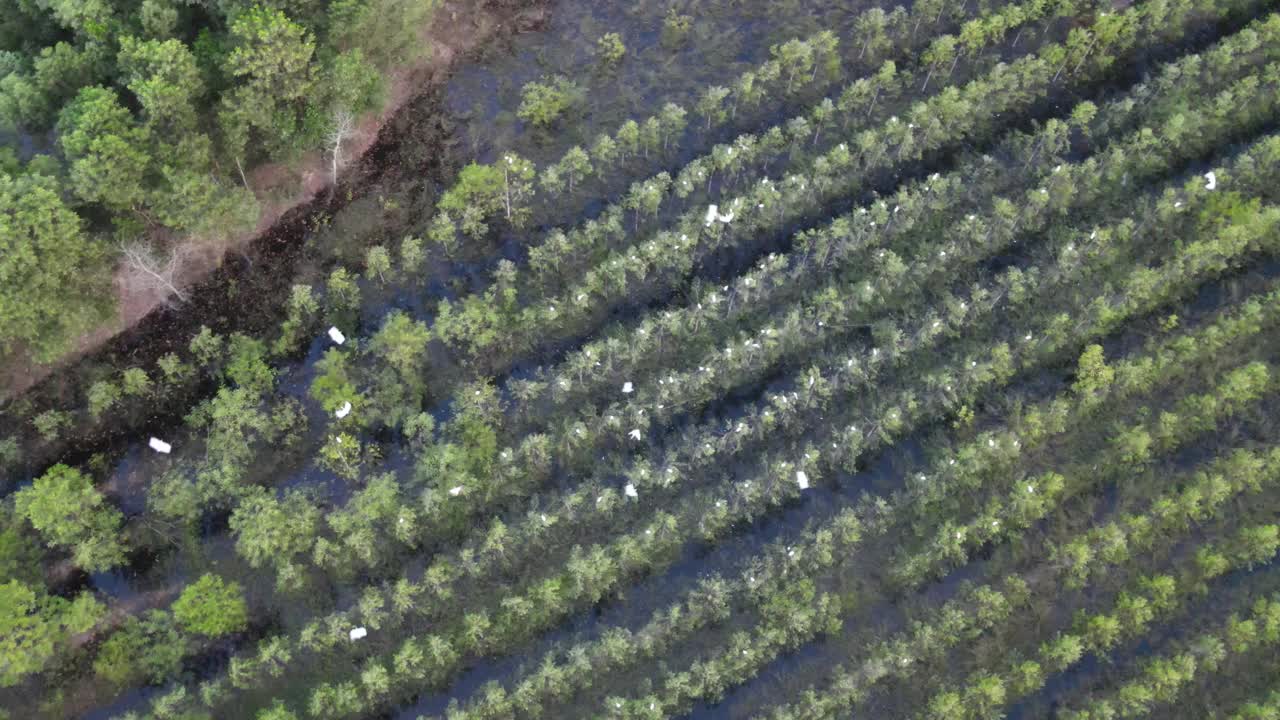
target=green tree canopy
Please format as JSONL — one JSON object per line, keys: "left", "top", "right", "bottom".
{"left": 0, "top": 170, "right": 110, "bottom": 360}
{"left": 0, "top": 580, "right": 105, "bottom": 686}
{"left": 220, "top": 5, "right": 315, "bottom": 153}
{"left": 58, "top": 85, "right": 154, "bottom": 212}
{"left": 14, "top": 464, "right": 126, "bottom": 572}
{"left": 516, "top": 75, "right": 581, "bottom": 127}
{"left": 93, "top": 609, "right": 185, "bottom": 686}
{"left": 172, "top": 573, "right": 249, "bottom": 637}
{"left": 117, "top": 37, "right": 205, "bottom": 134}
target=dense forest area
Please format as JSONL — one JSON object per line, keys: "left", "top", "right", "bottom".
{"left": 0, "top": 0, "right": 438, "bottom": 361}
{"left": 3, "top": 0, "right": 1280, "bottom": 717}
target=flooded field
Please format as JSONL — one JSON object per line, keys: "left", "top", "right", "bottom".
{"left": 4, "top": 0, "right": 1280, "bottom": 717}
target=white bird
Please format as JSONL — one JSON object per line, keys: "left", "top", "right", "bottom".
{"left": 349, "top": 627, "right": 368, "bottom": 641}
{"left": 796, "top": 471, "right": 810, "bottom": 490}
{"left": 1204, "top": 171, "right": 1217, "bottom": 190}
{"left": 629, "top": 428, "right": 642, "bottom": 441}
{"left": 448, "top": 485, "right": 464, "bottom": 496}
{"left": 622, "top": 381, "right": 634, "bottom": 394}
{"left": 625, "top": 484, "right": 638, "bottom": 499}
{"left": 705, "top": 204, "right": 719, "bottom": 225}
{"left": 335, "top": 401, "right": 352, "bottom": 419}
{"left": 717, "top": 210, "right": 735, "bottom": 223}
{"left": 148, "top": 438, "right": 172, "bottom": 454}
{"left": 327, "top": 327, "right": 346, "bottom": 345}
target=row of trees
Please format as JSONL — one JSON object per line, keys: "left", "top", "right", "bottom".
{"left": 431, "top": 40, "right": 1280, "bottom": 537}
{"left": 593, "top": 304, "right": 1279, "bottom": 716}
{"left": 15, "top": 11, "right": 1274, "bottom": 712}
{"left": 923, "top": 531, "right": 1280, "bottom": 720}
{"left": 759, "top": 304, "right": 1280, "bottom": 718}
{"left": 192, "top": 113, "right": 1279, "bottom": 719}
{"left": 115, "top": 16, "right": 1280, "bottom": 707}
{"left": 432, "top": 28, "right": 844, "bottom": 243}
{"left": 429, "top": 0, "right": 1055, "bottom": 315}
{"left": 17, "top": 4, "right": 1269, "bottom": 712}
{"left": 423, "top": 0, "right": 1198, "bottom": 373}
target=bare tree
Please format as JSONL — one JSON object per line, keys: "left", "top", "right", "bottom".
{"left": 327, "top": 109, "right": 357, "bottom": 194}
{"left": 121, "top": 240, "right": 188, "bottom": 304}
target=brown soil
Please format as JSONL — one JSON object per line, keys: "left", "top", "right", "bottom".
{"left": 0, "top": 0, "right": 540, "bottom": 399}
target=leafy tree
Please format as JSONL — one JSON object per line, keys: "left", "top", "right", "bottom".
{"left": 57, "top": 86, "right": 153, "bottom": 213}
{"left": 14, "top": 464, "right": 125, "bottom": 572}
{"left": 327, "top": 48, "right": 382, "bottom": 116}
{"left": 365, "top": 245, "right": 391, "bottom": 283}
{"left": 229, "top": 489, "right": 319, "bottom": 578}
{"left": 695, "top": 85, "right": 730, "bottom": 130}
{"left": 257, "top": 701, "right": 298, "bottom": 720}
{"left": 399, "top": 235, "right": 424, "bottom": 274}
{"left": 1073, "top": 344, "right": 1114, "bottom": 398}
{"left": 0, "top": 580, "right": 104, "bottom": 686}
{"left": 771, "top": 38, "right": 814, "bottom": 92}
{"left": 558, "top": 145, "right": 592, "bottom": 193}
{"left": 590, "top": 133, "right": 618, "bottom": 169}
{"left": 121, "top": 367, "right": 153, "bottom": 396}
{"left": 439, "top": 162, "right": 503, "bottom": 220}
{"left": 324, "top": 266, "right": 361, "bottom": 315}
{"left": 94, "top": 609, "right": 185, "bottom": 686}
{"left": 595, "top": 32, "right": 626, "bottom": 65}
{"left": 224, "top": 333, "right": 275, "bottom": 394}
{"left": 369, "top": 310, "right": 430, "bottom": 381}
{"left": 172, "top": 573, "right": 249, "bottom": 637}
{"left": 309, "top": 348, "right": 357, "bottom": 413}
{"left": 117, "top": 37, "right": 204, "bottom": 135}
{"left": 33, "top": 409, "right": 72, "bottom": 442}
{"left": 87, "top": 379, "right": 122, "bottom": 418}
{"left": 516, "top": 75, "right": 581, "bottom": 127}
{"left": 658, "top": 102, "right": 688, "bottom": 151}
{"left": 0, "top": 171, "right": 110, "bottom": 360}
{"left": 220, "top": 6, "right": 315, "bottom": 155}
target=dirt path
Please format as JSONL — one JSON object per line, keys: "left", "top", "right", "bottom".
{"left": 0, "top": 0, "right": 547, "bottom": 399}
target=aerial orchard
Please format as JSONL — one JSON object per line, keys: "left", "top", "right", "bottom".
{"left": 5, "top": 0, "right": 1280, "bottom": 718}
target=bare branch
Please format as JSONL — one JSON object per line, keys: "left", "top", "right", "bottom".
{"left": 328, "top": 109, "right": 358, "bottom": 189}
{"left": 120, "top": 240, "right": 189, "bottom": 304}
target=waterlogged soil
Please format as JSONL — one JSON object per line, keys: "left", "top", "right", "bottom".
{"left": 9, "top": 0, "right": 1278, "bottom": 717}
{"left": 2, "top": 0, "right": 912, "bottom": 716}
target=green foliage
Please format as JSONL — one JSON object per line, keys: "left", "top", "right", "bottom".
{"left": 87, "top": 379, "right": 122, "bottom": 419}
{"left": 324, "top": 267, "right": 362, "bottom": 316}
{"left": 0, "top": 171, "right": 109, "bottom": 361}
{"left": 595, "top": 33, "right": 626, "bottom": 65}
{"left": 14, "top": 464, "right": 125, "bottom": 572}
{"left": 516, "top": 75, "right": 582, "bottom": 128}
{"left": 369, "top": 310, "right": 431, "bottom": 381}
{"left": 309, "top": 348, "right": 358, "bottom": 414}
{"left": 229, "top": 489, "right": 319, "bottom": 586}
{"left": 117, "top": 37, "right": 204, "bottom": 134}
{"left": 327, "top": 48, "right": 382, "bottom": 115}
{"left": 0, "top": 581, "right": 104, "bottom": 686}
{"left": 172, "top": 574, "right": 248, "bottom": 638}
{"left": 94, "top": 610, "right": 184, "bottom": 686}
{"left": 121, "top": 367, "right": 153, "bottom": 397}
{"left": 364, "top": 245, "right": 392, "bottom": 283}
{"left": 1072, "top": 344, "right": 1114, "bottom": 397}
{"left": 32, "top": 409, "right": 71, "bottom": 442}
{"left": 58, "top": 86, "right": 153, "bottom": 212}
{"left": 439, "top": 162, "right": 503, "bottom": 219}
{"left": 225, "top": 334, "right": 275, "bottom": 393}
{"left": 220, "top": 6, "right": 315, "bottom": 155}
